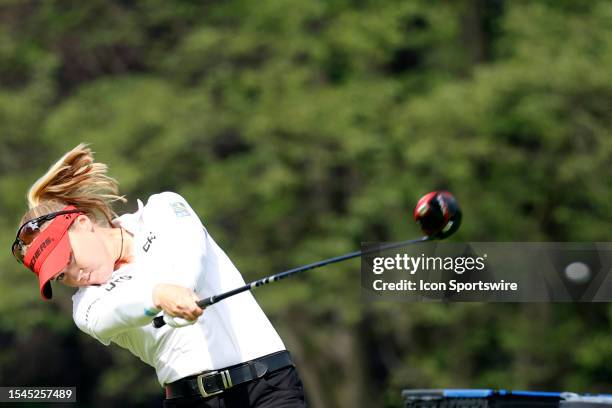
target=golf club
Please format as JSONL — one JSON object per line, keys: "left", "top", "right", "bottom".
{"left": 152, "top": 191, "right": 461, "bottom": 328}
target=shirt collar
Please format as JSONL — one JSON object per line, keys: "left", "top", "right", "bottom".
{"left": 111, "top": 198, "right": 144, "bottom": 235}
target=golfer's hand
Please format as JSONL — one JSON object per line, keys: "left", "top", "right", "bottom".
{"left": 152, "top": 283, "right": 204, "bottom": 322}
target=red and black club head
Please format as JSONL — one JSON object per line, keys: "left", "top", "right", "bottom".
{"left": 413, "top": 191, "right": 462, "bottom": 239}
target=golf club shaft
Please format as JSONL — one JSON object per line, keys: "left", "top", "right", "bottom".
{"left": 153, "top": 236, "right": 430, "bottom": 328}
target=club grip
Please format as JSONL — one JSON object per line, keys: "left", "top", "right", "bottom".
{"left": 152, "top": 296, "right": 213, "bottom": 328}
{"left": 197, "top": 297, "right": 215, "bottom": 308}
{"left": 152, "top": 316, "right": 165, "bottom": 328}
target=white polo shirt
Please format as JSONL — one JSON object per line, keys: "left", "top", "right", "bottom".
{"left": 71, "top": 192, "right": 286, "bottom": 386}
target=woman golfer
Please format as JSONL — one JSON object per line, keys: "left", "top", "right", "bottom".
{"left": 11, "top": 144, "right": 307, "bottom": 407}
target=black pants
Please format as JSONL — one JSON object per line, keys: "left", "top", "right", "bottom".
{"left": 162, "top": 366, "right": 307, "bottom": 408}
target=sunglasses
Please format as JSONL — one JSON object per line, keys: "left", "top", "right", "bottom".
{"left": 11, "top": 209, "right": 82, "bottom": 264}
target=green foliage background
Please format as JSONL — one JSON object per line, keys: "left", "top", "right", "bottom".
{"left": 0, "top": 0, "right": 611, "bottom": 406}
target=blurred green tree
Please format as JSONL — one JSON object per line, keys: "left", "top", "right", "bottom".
{"left": 0, "top": 1, "right": 610, "bottom": 407}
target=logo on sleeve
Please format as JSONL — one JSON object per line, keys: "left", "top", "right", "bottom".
{"left": 104, "top": 275, "right": 133, "bottom": 292}
{"left": 170, "top": 201, "right": 191, "bottom": 218}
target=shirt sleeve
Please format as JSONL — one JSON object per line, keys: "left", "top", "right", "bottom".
{"left": 144, "top": 192, "right": 208, "bottom": 289}
{"left": 72, "top": 275, "right": 160, "bottom": 345}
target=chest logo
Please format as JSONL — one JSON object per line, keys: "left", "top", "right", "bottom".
{"left": 143, "top": 232, "right": 157, "bottom": 252}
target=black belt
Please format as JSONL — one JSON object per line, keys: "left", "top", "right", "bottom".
{"left": 165, "top": 350, "right": 294, "bottom": 400}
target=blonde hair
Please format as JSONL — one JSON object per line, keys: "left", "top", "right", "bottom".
{"left": 18, "top": 143, "right": 126, "bottom": 227}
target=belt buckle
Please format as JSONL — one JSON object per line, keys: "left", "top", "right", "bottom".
{"left": 196, "top": 370, "right": 233, "bottom": 398}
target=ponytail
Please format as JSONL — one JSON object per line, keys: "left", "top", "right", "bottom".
{"left": 19, "top": 143, "right": 126, "bottom": 227}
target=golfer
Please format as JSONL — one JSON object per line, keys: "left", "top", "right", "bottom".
{"left": 11, "top": 144, "right": 307, "bottom": 407}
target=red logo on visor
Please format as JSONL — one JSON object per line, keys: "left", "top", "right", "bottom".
{"left": 29, "top": 237, "right": 55, "bottom": 270}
